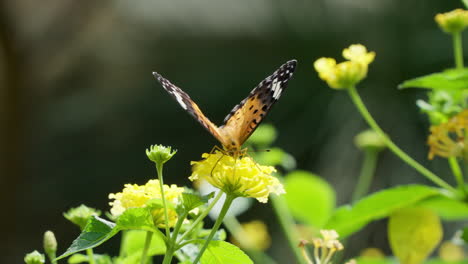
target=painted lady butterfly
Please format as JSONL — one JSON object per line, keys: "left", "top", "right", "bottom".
{"left": 153, "top": 60, "right": 297, "bottom": 155}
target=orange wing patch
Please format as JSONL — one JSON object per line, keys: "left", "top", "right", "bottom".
{"left": 153, "top": 60, "right": 297, "bottom": 154}
{"left": 219, "top": 60, "right": 297, "bottom": 149}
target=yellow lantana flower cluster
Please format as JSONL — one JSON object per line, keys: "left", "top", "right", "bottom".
{"left": 109, "top": 179, "right": 184, "bottom": 227}
{"left": 314, "top": 44, "right": 375, "bottom": 89}
{"left": 435, "top": 9, "right": 468, "bottom": 34}
{"left": 190, "top": 151, "right": 285, "bottom": 203}
{"left": 427, "top": 109, "right": 468, "bottom": 161}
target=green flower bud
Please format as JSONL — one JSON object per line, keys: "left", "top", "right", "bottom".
{"left": 354, "top": 130, "right": 386, "bottom": 151}
{"left": 435, "top": 9, "right": 468, "bottom": 34}
{"left": 43, "top": 231, "right": 57, "bottom": 257}
{"left": 146, "top": 144, "right": 177, "bottom": 165}
{"left": 24, "top": 251, "right": 45, "bottom": 264}
{"left": 63, "top": 204, "right": 101, "bottom": 230}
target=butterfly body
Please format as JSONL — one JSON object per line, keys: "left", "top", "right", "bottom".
{"left": 153, "top": 60, "right": 297, "bottom": 156}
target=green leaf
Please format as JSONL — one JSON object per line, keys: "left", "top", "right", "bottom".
{"left": 417, "top": 195, "right": 468, "bottom": 220}
{"left": 116, "top": 207, "right": 157, "bottom": 232}
{"left": 57, "top": 216, "right": 118, "bottom": 260}
{"left": 180, "top": 240, "right": 253, "bottom": 264}
{"left": 117, "top": 230, "right": 166, "bottom": 263}
{"left": 284, "top": 170, "right": 335, "bottom": 228}
{"left": 254, "top": 148, "right": 296, "bottom": 170}
{"left": 325, "top": 185, "right": 441, "bottom": 238}
{"left": 426, "top": 259, "right": 468, "bottom": 264}
{"left": 121, "top": 230, "right": 166, "bottom": 256}
{"left": 354, "top": 257, "right": 396, "bottom": 264}
{"left": 68, "top": 253, "right": 113, "bottom": 264}
{"left": 182, "top": 192, "right": 214, "bottom": 211}
{"left": 388, "top": 207, "right": 442, "bottom": 264}
{"left": 463, "top": 0, "right": 468, "bottom": 9}
{"left": 245, "top": 124, "right": 277, "bottom": 147}
{"left": 201, "top": 241, "right": 252, "bottom": 264}
{"left": 399, "top": 68, "right": 468, "bottom": 90}
{"left": 462, "top": 227, "right": 468, "bottom": 243}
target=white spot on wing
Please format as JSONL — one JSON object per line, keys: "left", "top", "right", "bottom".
{"left": 272, "top": 79, "right": 282, "bottom": 99}
{"left": 173, "top": 91, "right": 187, "bottom": 110}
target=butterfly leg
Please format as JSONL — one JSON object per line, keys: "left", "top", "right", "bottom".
{"left": 209, "top": 145, "right": 225, "bottom": 155}
{"left": 210, "top": 152, "right": 226, "bottom": 177}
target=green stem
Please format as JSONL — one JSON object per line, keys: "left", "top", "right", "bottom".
{"left": 162, "top": 211, "right": 189, "bottom": 264}
{"left": 352, "top": 149, "right": 379, "bottom": 202}
{"left": 193, "top": 194, "right": 236, "bottom": 264}
{"left": 86, "top": 248, "right": 95, "bottom": 264}
{"left": 162, "top": 245, "right": 174, "bottom": 264}
{"left": 140, "top": 231, "right": 153, "bottom": 264}
{"left": 47, "top": 252, "right": 57, "bottom": 264}
{"left": 155, "top": 163, "right": 171, "bottom": 237}
{"left": 177, "top": 191, "right": 224, "bottom": 244}
{"left": 271, "top": 195, "right": 308, "bottom": 264}
{"left": 223, "top": 216, "right": 277, "bottom": 264}
{"left": 347, "top": 86, "right": 456, "bottom": 193}
{"left": 453, "top": 32, "right": 464, "bottom": 69}
{"left": 448, "top": 157, "right": 465, "bottom": 194}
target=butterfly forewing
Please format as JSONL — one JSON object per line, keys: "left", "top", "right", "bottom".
{"left": 152, "top": 72, "right": 229, "bottom": 146}
{"left": 219, "top": 60, "right": 297, "bottom": 146}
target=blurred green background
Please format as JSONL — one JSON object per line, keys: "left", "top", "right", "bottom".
{"left": 0, "top": 0, "right": 465, "bottom": 263}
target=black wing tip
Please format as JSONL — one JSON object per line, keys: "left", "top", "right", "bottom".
{"left": 286, "top": 59, "right": 297, "bottom": 67}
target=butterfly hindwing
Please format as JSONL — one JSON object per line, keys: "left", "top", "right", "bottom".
{"left": 152, "top": 72, "right": 227, "bottom": 146}
{"left": 220, "top": 60, "right": 297, "bottom": 146}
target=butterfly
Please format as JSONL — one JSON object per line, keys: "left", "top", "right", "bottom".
{"left": 153, "top": 60, "right": 297, "bottom": 156}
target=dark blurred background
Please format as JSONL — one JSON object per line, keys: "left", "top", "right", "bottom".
{"left": 0, "top": 0, "right": 465, "bottom": 263}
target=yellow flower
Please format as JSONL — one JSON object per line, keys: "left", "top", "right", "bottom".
{"left": 189, "top": 151, "right": 284, "bottom": 203}
{"left": 343, "top": 44, "right": 376, "bottom": 65}
{"left": 314, "top": 44, "right": 375, "bottom": 90}
{"left": 231, "top": 220, "right": 271, "bottom": 251}
{"left": 108, "top": 179, "right": 184, "bottom": 228}
{"left": 435, "top": 9, "right": 468, "bottom": 34}
{"left": 427, "top": 109, "right": 468, "bottom": 160}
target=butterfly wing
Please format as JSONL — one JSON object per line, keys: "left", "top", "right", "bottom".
{"left": 219, "top": 60, "right": 297, "bottom": 147}
{"left": 153, "top": 72, "right": 229, "bottom": 146}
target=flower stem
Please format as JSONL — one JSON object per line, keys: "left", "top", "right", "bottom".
{"left": 352, "top": 149, "right": 379, "bottom": 202}
{"left": 177, "top": 190, "right": 223, "bottom": 244}
{"left": 453, "top": 32, "right": 464, "bottom": 69}
{"left": 193, "top": 194, "right": 236, "bottom": 264}
{"left": 162, "top": 211, "right": 189, "bottom": 264}
{"left": 271, "top": 195, "right": 308, "bottom": 264}
{"left": 347, "top": 86, "right": 456, "bottom": 193}
{"left": 448, "top": 157, "right": 465, "bottom": 194}
{"left": 155, "top": 163, "right": 170, "bottom": 237}
{"left": 86, "top": 248, "right": 95, "bottom": 264}
{"left": 140, "top": 231, "right": 153, "bottom": 264}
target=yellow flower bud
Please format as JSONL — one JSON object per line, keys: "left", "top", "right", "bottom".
{"left": 435, "top": 9, "right": 468, "bottom": 34}
{"left": 314, "top": 44, "right": 375, "bottom": 90}
{"left": 231, "top": 220, "right": 271, "bottom": 251}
